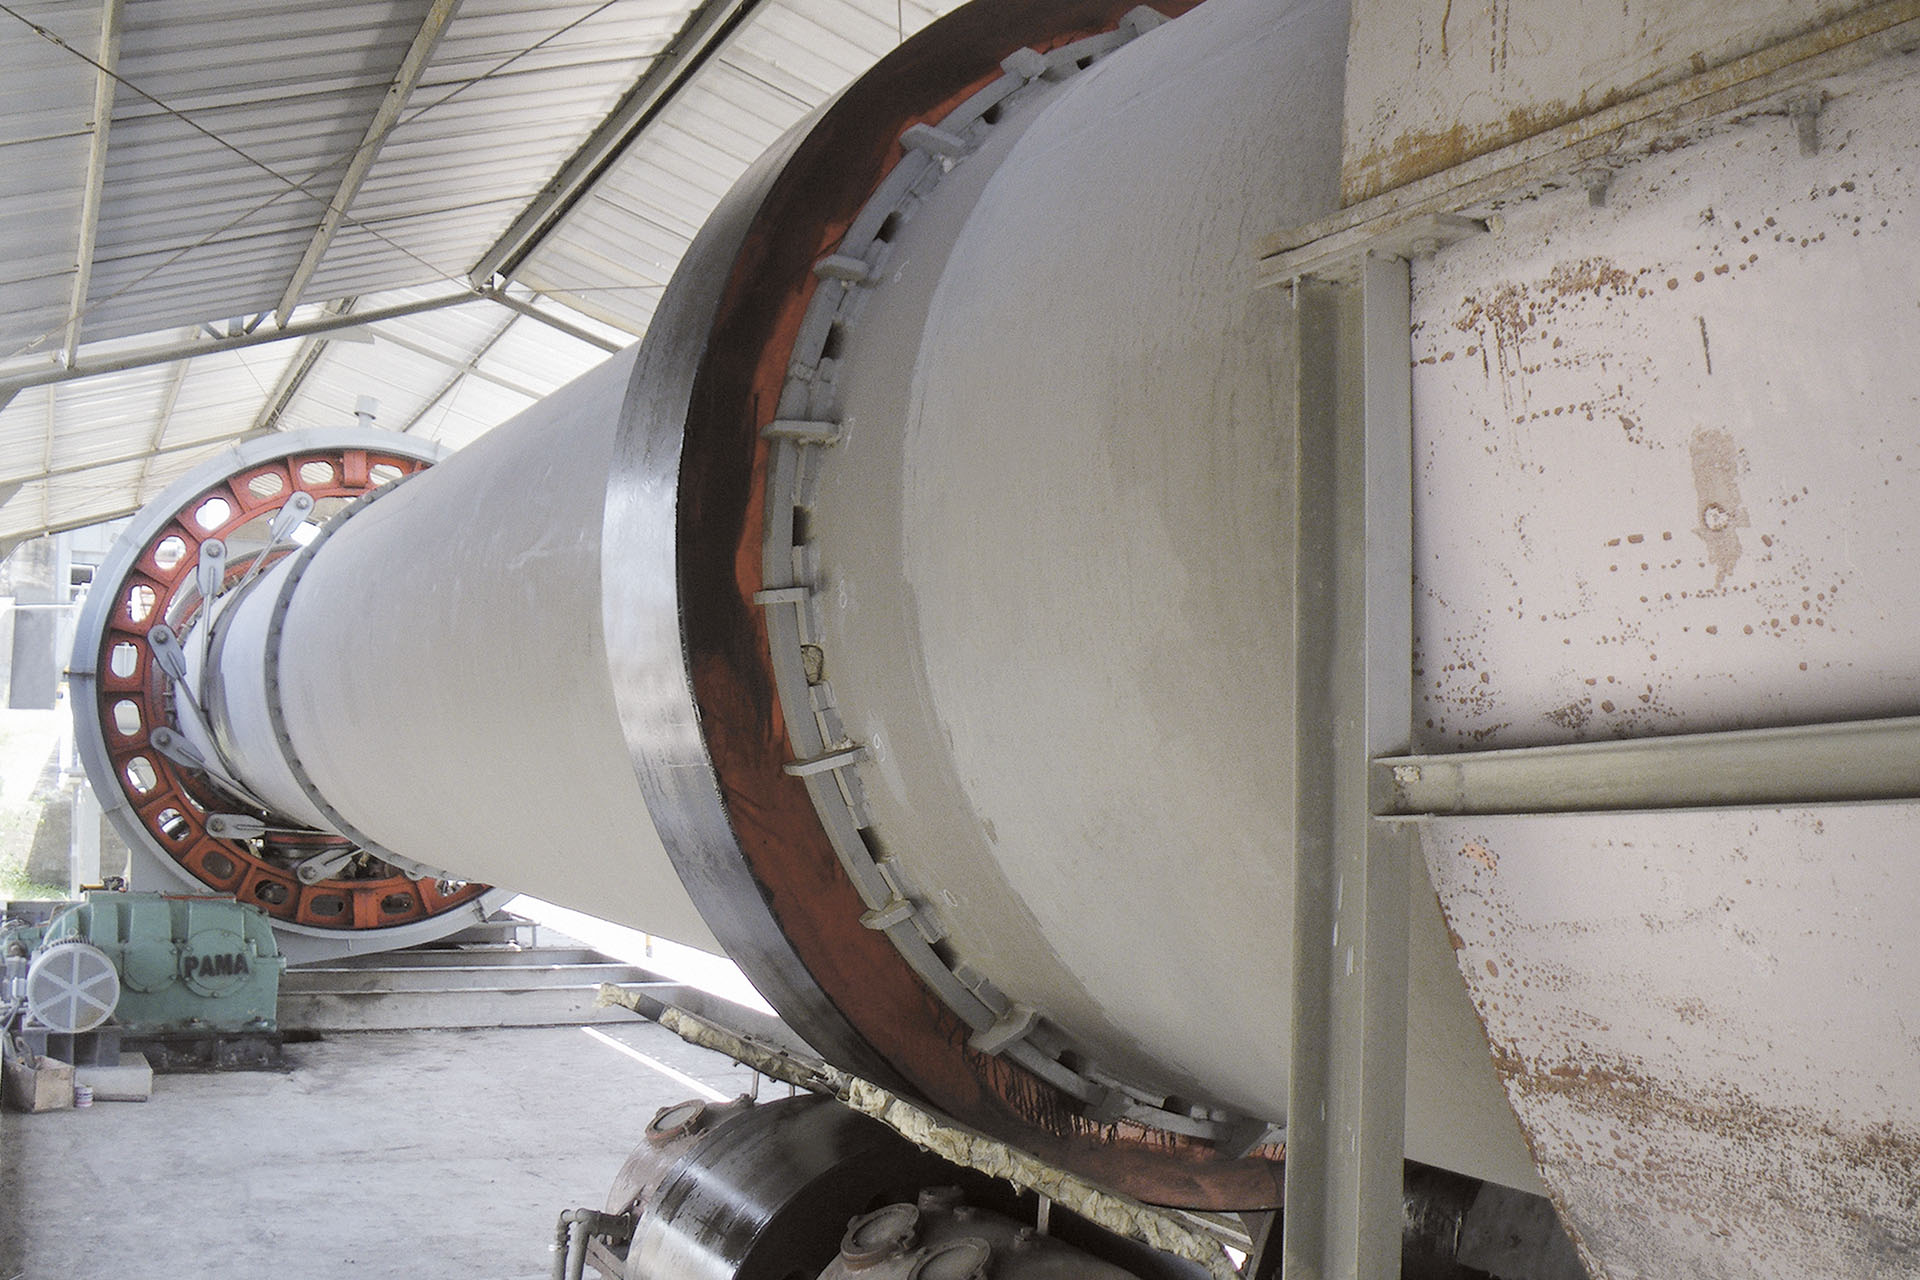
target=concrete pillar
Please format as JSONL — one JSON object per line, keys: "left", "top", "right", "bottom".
{"left": 7, "top": 538, "right": 64, "bottom": 710}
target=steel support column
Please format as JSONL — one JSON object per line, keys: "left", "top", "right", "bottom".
{"left": 1283, "top": 251, "right": 1415, "bottom": 1280}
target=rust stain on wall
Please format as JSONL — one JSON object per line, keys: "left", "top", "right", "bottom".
{"left": 1688, "top": 426, "right": 1749, "bottom": 584}
{"left": 1492, "top": 1047, "right": 1920, "bottom": 1279}
{"left": 1345, "top": 98, "right": 1588, "bottom": 204}
{"left": 1452, "top": 255, "right": 1644, "bottom": 417}
{"left": 1462, "top": 839, "right": 1500, "bottom": 872}
{"left": 1341, "top": 0, "right": 1902, "bottom": 204}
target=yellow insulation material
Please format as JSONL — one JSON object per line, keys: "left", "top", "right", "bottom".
{"left": 596, "top": 984, "right": 1244, "bottom": 1279}
{"left": 841, "top": 1080, "right": 1241, "bottom": 1280}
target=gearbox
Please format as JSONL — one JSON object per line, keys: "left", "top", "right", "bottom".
{"left": 8, "top": 891, "right": 286, "bottom": 1036}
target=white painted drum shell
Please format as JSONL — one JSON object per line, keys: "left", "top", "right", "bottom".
{"left": 255, "top": 350, "right": 719, "bottom": 952}
{"left": 801, "top": 0, "right": 1538, "bottom": 1190}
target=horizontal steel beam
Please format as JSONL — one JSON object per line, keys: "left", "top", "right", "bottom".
{"left": 369, "top": 326, "right": 544, "bottom": 400}
{"left": 0, "top": 292, "right": 485, "bottom": 394}
{"left": 397, "top": 306, "right": 521, "bottom": 434}
{"left": 0, "top": 430, "right": 246, "bottom": 489}
{"left": 1377, "top": 716, "right": 1920, "bottom": 816}
{"left": 5, "top": 502, "right": 141, "bottom": 548}
{"left": 1256, "top": 0, "right": 1920, "bottom": 286}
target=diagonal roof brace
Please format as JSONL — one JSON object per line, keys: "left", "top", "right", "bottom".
{"left": 246, "top": 298, "right": 355, "bottom": 438}
{"left": 131, "top": 355, "right": 194, "bottom": 502}
{"left": 64, "top": 0, "right": 126, "bottom": 365}
{"left": 397, "top": 308, "right": 523, "bottom": 436}
{"left": 3, "top": 433, "right": 254, "bottom": 490}
{"left": 468, "top": 0, "right": 771, "bottom": 288}
{"left": 485, "top": 291, "right": 622, "bottom": 352}
{"left": 271, "top": 0, "right": 464, "bottom": 327}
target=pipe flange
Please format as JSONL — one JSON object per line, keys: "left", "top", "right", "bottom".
{"left": 639, "top": 0, "right": 1284, "bottom": 1210}
{"left": 645, "top": 1099, "right": 711, "bottom": 1145}
{"left": 906, "top": 1240, "right": 991, "bottom": 1280}
{"left": 839, "top": 1204, "right": 921, "bottom": 1270}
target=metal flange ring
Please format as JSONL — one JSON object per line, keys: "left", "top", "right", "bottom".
{"left": 69, "top": 430, "right": 508, "bottom": 945}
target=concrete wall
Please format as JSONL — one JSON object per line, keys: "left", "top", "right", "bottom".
{"left": 1340, "top": 0, "right": 1875, "bottom": 202}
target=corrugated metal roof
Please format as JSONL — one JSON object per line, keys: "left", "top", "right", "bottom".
{"left": 300, "top": 0, "right": 701, "bottom": 304}
{"left": 518, "top": 0, "right": 961, "bottom": 331}
{"left": 0, "top": 0, "right": 969, "bottom": 543}
{"left": 79, "top": 0, "right": 429, "bottom": 343}
{"left": 156, "top": 345, "right": 304, "bottom": 447}
{"left": 0, "top": 1, "right": 103, "bottom": 362}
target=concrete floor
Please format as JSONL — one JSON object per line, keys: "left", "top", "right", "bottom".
{"left": 0, "top": 1019, "right": 763, "bottom": 1280}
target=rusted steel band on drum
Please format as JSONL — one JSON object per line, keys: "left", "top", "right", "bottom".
{"left": 670, "top": 0, "right": 1283, "bottom": 1210}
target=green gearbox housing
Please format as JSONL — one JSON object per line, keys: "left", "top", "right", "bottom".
{"left": 39, "top": 891, "right": 287, "bottom": 1034}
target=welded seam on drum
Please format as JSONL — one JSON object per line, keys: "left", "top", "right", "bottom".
{"left": 755, "top": 11, "right": 1278, "bottom": 1147}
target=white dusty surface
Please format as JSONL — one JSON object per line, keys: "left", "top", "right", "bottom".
{"left": 1, "top": 1020, "right": 759, "bottom": 1280}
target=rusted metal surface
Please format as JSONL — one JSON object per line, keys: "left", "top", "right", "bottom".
{"left": 1338, "top": 0, "right": 1891, "bottom": 204}
{"left": 1407, "top": 53, "right": 1920, "bottom": 751}
{"left": 603, "top": 1097, "right": 755, "bottom": 1219}
{"left": 667, "top": 0, "right": 1282, "bottom": 1211}
{"left": 621, "top": 1095, "right": 964, "bottom": 1280}
{"left": 1421, "top": 808, "right": 1920, "bottom": 1278}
